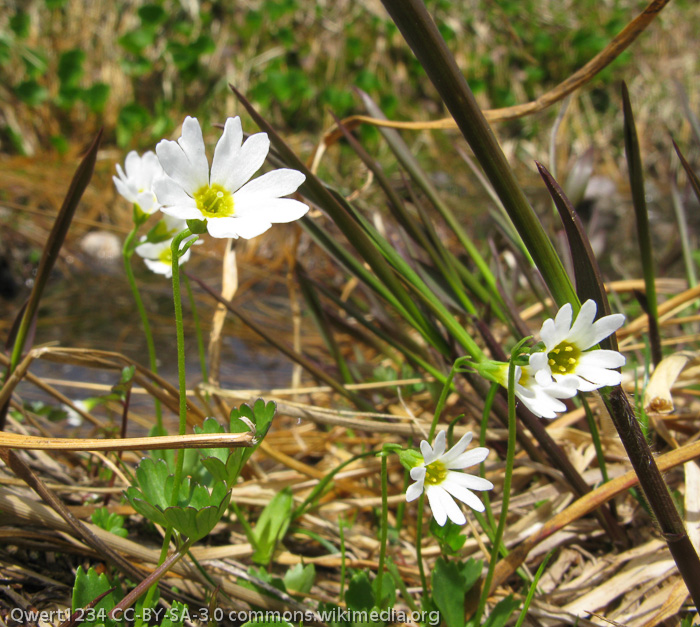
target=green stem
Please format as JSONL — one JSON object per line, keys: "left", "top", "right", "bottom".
{"left": 376, "top": 454, "right": 389, "bottom": 608}
{"left": 169, "top": 229, "right": 195, "bottom": 508}
{"left": 475, "top": 347, "right": 519, "bottom": 624}
{"left": 429, "top": 356, "right": 473, "bottom": 441}
{"left": 480, "top": 383, "right": 499, "bottom": 535}
{"left": 183, "top": 273, "right": 208, "bottom": 384}
{"left": 123, "top": 221, "right": 163, "bottom": 431}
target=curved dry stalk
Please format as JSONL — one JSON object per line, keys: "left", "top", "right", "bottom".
{"left": 0, "top": 345, "right": 207, "bottom": 425}
{"left": 490, "top": 437, "right": 700, "bottom": 591}
{"left": 316, "top": 0, "right": 669, "bottom": 150}
{"left": 0, "top": 430, "right": 254, "bottom": 451}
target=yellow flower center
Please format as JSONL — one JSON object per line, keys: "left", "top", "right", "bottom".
{"left": 424, "top": 460, "right": 447, "bottom": 486}
{"left": 158, "top": 248, "right": 173, "bottom": 265}
{"left": 547, "top": 341, "right": 581, "bottom": 375}
{"left": 193, "top": 184, "right": 234, "bottom": 218}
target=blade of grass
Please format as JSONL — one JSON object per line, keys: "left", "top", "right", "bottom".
{"left": 1, "top": 129, "right": 103, "bottom": 430}
{"left": 622, "top": 82, "right": 661, "bottom": 366}
{"left": 536, "top": 162, "right": 619, "bottom": 352}
{"left": 379, "top": 0, "right": 578, "bottom": 310}
{"left": 357, "top": 89, "right": 505, "bottom": 296}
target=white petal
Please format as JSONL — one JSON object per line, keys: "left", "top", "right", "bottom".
{"left": 135, "top": 241, "right": 166, "bottom": 259}
{"left": 420, "top": 439, "right": 435, "bottom": 465}
{"left": 567, "top": 300, "right": 598, "bottom": 347}
{"left": 210, "top": 117, "right": 243, "bottom": 188}
{"left": 235, "top": 168, "right": 306, "bottom": 202}
{"left": 153, "top": 176, "right": 194, "bottom": 207}
{"left": 143, "top": 258, "right": 171, "bottom": 277}
{"left": 228, "top": 217, "right": 273, "bottom": 240}
{"left": 235, "top": 196, "right": 309, "bottom": 223}
{"left": 428, "top": 486, "right": 465, "bottom": 525}
{"left": 447, "top": 446, "right": 490, "bottom": 470}
{"left": 410, "top": 465, "right": 426, "bottom": 481}
{"left": 442, "top": 478, "right": 487, "bottom": 512}
{"left": 529, "top": 351, "right": 548, "bottom": 371}
{"left": 580, "top": 314, "right": 626, "bottom": 350}
{"left": 157, "top": 139, "right": 200, "bottom": 194}
{"left": 425, "top": 487, "right": 448, "bottom": 526}
{"left": 578, "top": 349, "right": 626, "bottom": 370}
{"left": 439, "top": 431, "right": 473, "bottom": 466}
{"left": 177, "top": 116, "right": 209, "bottom": 189}
{"left": 160, "top": 205, "right": 203, "bottom": 220}
{"left": 406, "top": 480, "right": 424, "bottom": 502}
{"left": 548, "top": 303, "right": 573, "bottom": 347}
{"left": 113, "top": 175, "right": 137, "bottom": 203}
{"left": 430, "top": 431, "right": 447, "bottom": 461}
{"left": 446, "top": 472, "right": 494, "bottom": 492}
{"left": 218, "top": 132, "right": 270, "bottom": 193}
{"left": 574, "top": 364, "right": 623, "bottom": 388}
{"left": 124, "top": 150, "right": 141, "bottom": 178}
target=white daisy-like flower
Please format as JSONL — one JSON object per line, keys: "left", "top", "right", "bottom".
{"left": 478, "top": 360, "right": 578, "bottom": 419}
{"left": 509, "top": 364, "right": 579, "bottom": 419}
{"left": 406, "top": 431, "right": 493, "bottom": 526}
{"left": 113, "top": 150, "right": 163, "bottom": 215}
{"left": 529, "top": 300, "right": 626, "bottom": 392}
{"left": 153, "top": 116, "right": 309, "bottom": 239}
{"left": 135, "top": 239, "right": 191, "bottom": 278}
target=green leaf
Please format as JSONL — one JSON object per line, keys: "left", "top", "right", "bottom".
{"left": 345, "top": 571, "right": 374, "bottom": 612}
{"left": 430, "top": 519, "right": 467, "bottom": 554}
{"left": 161, "top": 601, "right": 187, "bottom": 627}
{"left": 57, "top": 49, "right": 85, "bottom": 87}
{"left": 118, "top": 28, "right": 156, "bottom": 55}
{"left": 82, "top": 83, "right": 110, "bottom": 112}
{"left": 91, "top": 508, "right": 128, "bottom": 538}
{"left": 71, "top": 566, "right": 120, "bottom": 627}
{"left": 283, "top": 562, "right": 315, "bottom": 596}
{"left": 116, "top": 102, "right": 150, "bottom": 147}
{"left": 14, "top": 80, "right": 48, "bottom": 106}
{"left": 134, "top": 457, "right": 172, "bottom": 510}
{"left": 251, "top": 487, "right": 293, "bottom": 565}
{"left": 10, "top": 11, "right": 30, "bottom": 38}
{"left": 432, "top": 557, "right": 481, "bottom": 627}
{"left": 372, "top": 569, "right": 396, "bottom": 610}
{"left": 163, "top": 497, "right": 230, "bottom": 542}
{"left": 138, "top": 3, "right": 167, "bottom": 25}
{"left": 45, "top": 0, "right": 68, "bottom": 7}
{"left": 482, "top": 594, "right": 519, "bottom": 627}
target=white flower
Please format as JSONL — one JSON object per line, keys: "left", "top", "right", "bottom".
{"left": 529, "top": 300, "right": 625, "bottom": 392}
{"left": 510, "top": 365, "right": 579, "bottom": 419}
{"left": 478, "top": 360, "right": 578, "bottom": 419}
{"left": 153, "top": 116, "right": 309, "bottom": 239}
{"left": 113, "top": 150, "right": 163, "bottom": 214}
{"left": 135, "top": 239, "right": 191, "bottom": 278}
{"left": 406, "top": 431, "right": 493, "bottom": 526}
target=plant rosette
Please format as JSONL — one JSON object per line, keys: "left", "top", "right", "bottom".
{"left": 124, "top": 457, "right": 230, "bottom": 542}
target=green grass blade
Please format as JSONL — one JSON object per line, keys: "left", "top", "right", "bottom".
{"left": 379, "top": 0, "right": 577, "bottom": 310}
{"left": 622, "top": 82, "right": 661, "bottom": 365}
{"left": 357, "top": 89, "right": 502, "bottom": 295}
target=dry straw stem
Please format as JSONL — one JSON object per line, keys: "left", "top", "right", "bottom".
{"left": 317, "top": 0, "right": 670, "bottom": 147}
{"left": 0, "top": 345, "right": 207, "bottom": 425}
{"left": 0, "top": 430, "right": 254, "bottom": 451}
